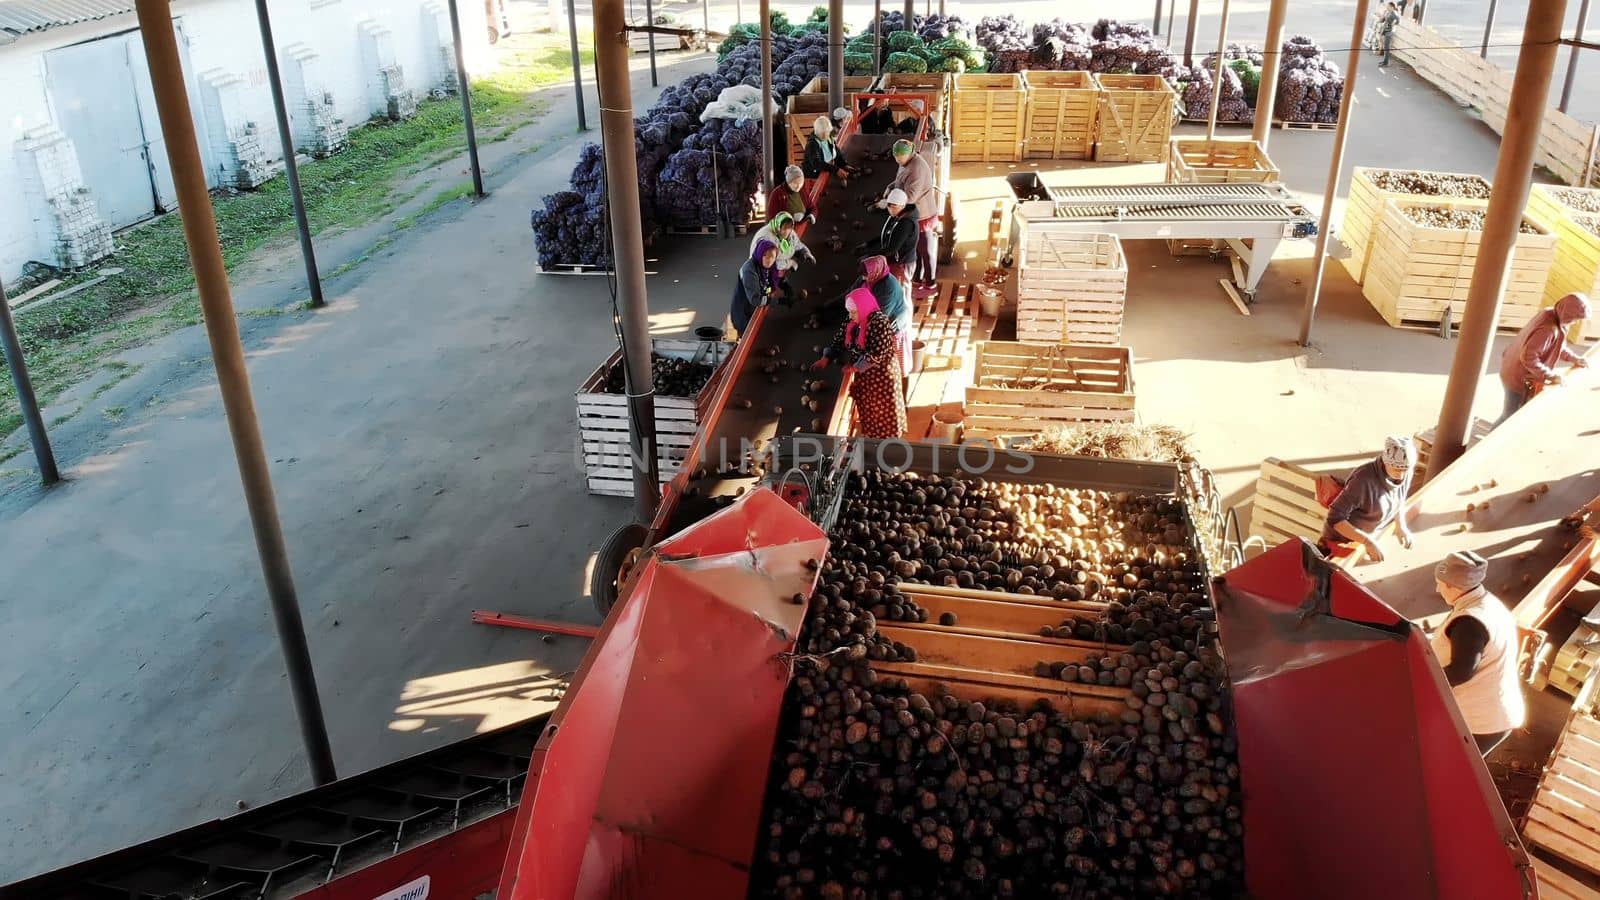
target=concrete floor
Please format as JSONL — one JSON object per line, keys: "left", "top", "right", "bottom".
{"left": 0, "top": 4, "right": 1574, "bottom": 886}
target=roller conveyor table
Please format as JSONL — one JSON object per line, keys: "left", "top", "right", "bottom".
{"left": 1008, "top": 177, "right": 1317, "bottom": 297}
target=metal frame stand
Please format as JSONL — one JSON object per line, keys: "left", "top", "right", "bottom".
{"left": 254, "top": 0, "right": 323, "bottom": 308}
{"left": 0, "top": 280, "right": 58, "bottom": 484}
{"left": 446, "top": 0, "right": 485, "bottom": 196}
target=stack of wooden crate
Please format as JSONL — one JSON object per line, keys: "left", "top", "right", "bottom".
{"left": 1528, "top": 184, "right": 1600, "bottom": 337}
{"left": 575, "top": 339, "right": 733, "bottom": 497}
{"left": 1022, "top": 71, "right": 1097, "bottom": 160}
{"left": 785, "top": 92, "right": 833, "bottom": 166}
{"left": 1092, "top": 74, "right": 1178, "bottom": 163}
{"left": 951, "top": 73, "right": 1029, "bottom": 162}
{"left": 1166, "top": 138, "right": 1280, "bottom": 184}
{"left": 876, "top": 72, "right": 951, "bottom": 132}
{"left": 963, "top": 342, "right": 1135, "bottom": 441}
{"left": 1362, "top": 198, "right": 1556, "bottom": 330}
{"left": 1339, "top": 167, "right": 1492, "bottom": 286}
{"left": 1016, "top": 231, "right": 1128, "bottom": 346}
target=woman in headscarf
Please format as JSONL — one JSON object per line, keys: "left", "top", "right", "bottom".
{"left": 766, "top": 165, "right": 817, "bottom": 224}
{"left": 748, "top": 211, "right": 815, "bottom": 279}
{"left": 802, "top": 115, "right": 855, "bottom": 180}
{"left": 854, "top": 255, "right": 912, "bottom": 375}
{"left": 730, "top": 240, "right": 782, "bottom": 338}
{"left": 809, "top": 288, "right": 906, "bottom": 439}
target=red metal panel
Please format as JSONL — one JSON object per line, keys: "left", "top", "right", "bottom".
{"left": 1215, "top": 541, "right": 1531, "bottom": 900}
{"left": 500, "top": 489, "right": 826, "bottom": 900}
{"left": 294, "top": 809, "right": 514, "bottom": 900}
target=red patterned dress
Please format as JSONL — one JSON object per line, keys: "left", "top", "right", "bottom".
{"left": 828, "top": 310, "right": 907, "bottom": 439}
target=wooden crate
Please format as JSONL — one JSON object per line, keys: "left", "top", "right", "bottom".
{"left": 1525, "top": 682, "right": 1600, "bottom": 879}
{"left": 1248, "top": 457, "right": 1325, "bottom": 548}
{"left": 1092, "top": 74, "right": 1177, "bottom": 164}
{"left": 1166, "top": 138, "right": 1280, "bottom": 184}
{"left": 1340, "top": 166, "right": 1493, "bottom": 286}
{"left": 951, "top": 73, "right": 1029, "bottom": 162}
{"left": 1529, "top": 185, "right": 1600, "bottom": 336}
{"left": 1022, "top": 71, "right": 1097, "bottom": 160}
{"left": 576, "top": 339, "right": 734, "bottom": 497}
{"left": 1362, "top": 198, "right": 1556, "bottom": 331}
{"left": 1016, "top": 232, "right": 1128, "bottom": 346}
{"left": 912, "top": 281, "right": 978, "bottom": 370}
{"left": 963, "top": 342, "right": 1135, "bottom": 441}
{"left": 785, "top": 92, "right": 833, "bottom": 167}
{"left": 800, "top": 74, "right": 877, "bottom": 102}
{"left": 1553, "top": 611, "right": 1600, "bottom": 697}
{"left": 1413, "top": 417, "right": 1492, "bottom": 482}
{"left": 875, "top": 72, "right": 951, "bottom": 131}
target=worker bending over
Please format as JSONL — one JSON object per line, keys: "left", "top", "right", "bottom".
{"left": 881, "top": 139, "right": 939, "bottom": 292}
{"left": 1497, "top": 292, "right": 1590, "bottom": 425}
{"left": 854, "top": 256, "right": 913, "bottom": 376}
{"left": 1431, "top": 551, "right": 1526, "bottom": 756}
{"left": 748, "top": 212, "right": 815, "bottom": 280}
{"left": 728, "top": 240, "right": 783, "bottom": 338}
{"left": 766, "top": 166, "right": 817, "bottom": 224}
{"left": 1318, "top": 436, "right": 1416, "bottom": 562}
{"left": 803, "top": 116, "right": 855, "bottom": 181}
{"left": 810, "top": 288, "right": 907, "bottom": 439}
{"left": 856, "top": 188, "right": 919, "bottom": 289}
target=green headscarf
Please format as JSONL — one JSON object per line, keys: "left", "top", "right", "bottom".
{"left": 768, "top": 211, "right": 796, "bottom": 256}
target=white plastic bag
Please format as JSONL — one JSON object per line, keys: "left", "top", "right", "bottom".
{"left": 700, "top": 84, "right": 768, "bottom": 123}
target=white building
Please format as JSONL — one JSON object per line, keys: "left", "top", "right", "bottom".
{"left": 0, "top": 0, "right": 491, "bottom": 283}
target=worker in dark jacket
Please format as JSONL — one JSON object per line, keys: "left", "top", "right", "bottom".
{"left": 1497, "top": 292, "right": 1590, "bottom": 425}
{"left": 802, "top": 115, "right": 856, "bottom": 180}
{"left": 855, "top": 188, "right": 918, "bottom": 286}
{"left": 766, "top": 165, "right": 817, "bottom": 224}
{"left": 1431, "top": 551, "right": 1526, "bottom": 755}
{"left": 1377, "top": 1, "right": 1401, "bottom": 67}
{"left": 729, "top": 239, "right": 783, "bottom": 338}
{"left": 1319, "top": 436, "right": 1417, "bottom": 562}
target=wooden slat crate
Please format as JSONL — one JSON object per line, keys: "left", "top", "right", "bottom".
{"left": 1413, "top": 417, "right": 1492, "bottom": 482}
{"left": 1533, "top": 854, "right": 1599, "bottom": 900}
{"left": 951, "top": 73, "right": 1029, "bottom": 162}
{"left": 875, "top": 72, "right": 951, "bottom": 131}
{"left": 963, "top": 342, "right": 1135, "bottom": 441}
{"left": 1363, "top": 197, "right": 1556, "bottom": 331}
{"left": 1528, "top": 185, "right": 1600, "bottom": 337}
{"left": 785, "top": 92, "right": 833, "bottom": 167}
{"left": 1092, "top": 74, "right": 1178, "bottom": 164}
{"left": 912, "top": 281, "right": 978, "bottom": 370}
{"left": 1525, "top": 676, "right": 1600, "bottom": 878}
{"left": 1248, "top": 457, "right": 1325, "bottom": 548}
{"left": 576, "top": 339, "right": 734, "bottom": 497}
{"left": 1022, "top": 71, "right": 1097, "bottom": 160}
{"left": 800, "top": 74, "right": 877, "bottom": 103}
{"left": 1016, "top": 232, "right": 1128, "bottom": 346}
{"left": 1166, "top": 138, "right": 1280, "bottom": 184}
{"left": 1552, "top": 618, "right": 1600, "bottom": 697}
{"left": 1339, "top": 166, "right": 1493, "bottom": 286}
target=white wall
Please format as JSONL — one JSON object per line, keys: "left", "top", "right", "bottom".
{"left": 0, "top": 0, "right": 490, "bottom": 283}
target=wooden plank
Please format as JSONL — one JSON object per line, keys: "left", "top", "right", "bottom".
{"left": 1527, "top": 804, "right": 1600, "bottom": 873}
{"left": 1533, "top": 854, "right": 1597, "bottom": 900}
{"left": 872, "top": 660, "right": 1131, "bottom": 721}
{"left": 876, "top": 624, "right": 1111, "bottom": 674}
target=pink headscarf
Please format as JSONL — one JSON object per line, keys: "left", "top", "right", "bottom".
{"left": 861, "top": 255, "right": 890, "bottom": 285}
{"left": 844, "top": 287, "right": 880, "bottom": 349}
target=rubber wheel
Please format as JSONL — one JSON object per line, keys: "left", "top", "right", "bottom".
{"left": 592, "top": 522, "right": 648, "bottom": 619}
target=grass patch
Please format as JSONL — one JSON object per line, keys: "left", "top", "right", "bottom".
{"left": 0, "top": 33, "right": 591, "bottom": 440}
{"left": 101, "top": 406, "right": 125, "bottom": 423}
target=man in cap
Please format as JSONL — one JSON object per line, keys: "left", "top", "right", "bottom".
{"left": 880, "top": 139, "right": 940, "bottom": 292}
{"left": 1497, "top": 291, "right": 1591, "bottom": 426}
{"left": 856, "top": 188, "right": 919, "bottom": 288}
{"left": 1432, "top": 551, "right": 1526, "bottom": 755}
{"left": 1318, "top": 435, "right": 1417, "bottom": 562}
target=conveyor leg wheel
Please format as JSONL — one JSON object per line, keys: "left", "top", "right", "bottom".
{"left": 593, "top": 522, "right": 648, "bottom": 619}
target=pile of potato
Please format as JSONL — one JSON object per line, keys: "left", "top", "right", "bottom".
{"left": 751, "top": 470, "right": 1245, "bottom": 899}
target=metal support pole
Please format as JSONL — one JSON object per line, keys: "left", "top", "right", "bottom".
{"left": 1253, "top": 0, "right": 1288, "bottom": 147}
{"left": 1154, "top": 0, "right": 1163, "bottom": 36}
{"left": 446, "top": 0, "right": 485, "bottom": 197}
{"left": 568, "top": 0, "right": 587, "bottom": 131}
{"left": 644, "top": 0, "right": 658, "bottom": 87}
{"left": 939, "top": 0, "right": 945, "bottom": 15}
{"left": 827, "top": 0, "right": 845, "bottom": 114}
{"left": 132, "top": 0, "right": 336, "bottom": 786}
{"left": 0, "top": 280, "right": 58, "bottom": 485}
{"left": 701, "top": 0, "right": 708, "bottom": 40}
{"left": 903, "top": 0, "right": 913, "bottom": 31}
{"left": 874, "top": 0, "right": 882, "bottom": 75}
{"left": 1480, "top": 0, "right": 1498, "bottom": 58}
{"left": 1167, "top": 2, "right": 1176, "bottom": 45}
{"left": 1431, "top": 0, "right": 1568, "bottom": 476}
{"left": 1561, "top": 0, "right": 1592, "bottom": 112}
{"left": 1206, "top": 0, "right": 1231, "bottom": 140}
{"left": 760, "top": 0, "right": 774, "bottom": 194}
{"left": 595, "top": 0, "right": 662, "bottom": 518}
{"left": 1297, "top": 0, "right": 1372, "bottom": 347}
{"left": 1183, "top": 0, "right": 1200, "bottom": 66}
{"left": 254, "top": 0, "right": 323, "bottom": 309}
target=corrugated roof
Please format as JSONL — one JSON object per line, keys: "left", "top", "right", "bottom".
{"left": 0, "top": 0, "right": 136, "bottom": 45}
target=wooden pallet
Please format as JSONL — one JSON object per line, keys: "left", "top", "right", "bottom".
{"left": 576, "top": 339, "right": 734, "bottom": 498}
{"left": 963, "top": 342, "right": 1135, "bottom": 441}
{"left": 912, "top": 281, "right": 978, "bottom": 371}
{"left": 1276, "top": 119, "right": 1338, "bottom": 131}
{"left": 951, "top": 73, "right": 1029, "bottom": 163}
{"left": 1248, "top": 457, "right": 1326, "bottom": 548}
{"left": 1413, "top": 417, "right": 1493, "bottom": 482}
{"left": 1363, "top": 197, "right": 1556, "bottom": 331}
{"left": 1529, "top": 185, "right": 1600, "bottom": 338}
{"left": 1092, "top": 74, "right": 1177, "bottom": 164}
{"left": 1167, "top": 138, "right": 1280, "bottom": 185}
{"left": 1553, "top": 620, "right": 1600, "bottom": 697}
{"left": 1178, "top": 117, "right": 1252, "bottom": 128}
{"left": 1022, "top": 70, "right": 1096, "bottom": 160}
{"left": 1525, "top": 693, "right": 1600, "bottom": 878}
{"left": 1340, "top": 166, "right": 1493, "bottom": 287}
{"left": 1016, "top": 232, "right": 1127, "bottom": 346}
{"left": 537, "top": 262, "right": 613, "bottom": 276}
{"left": 1533, "top": 853, "right": 1600, "bottom": 900}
